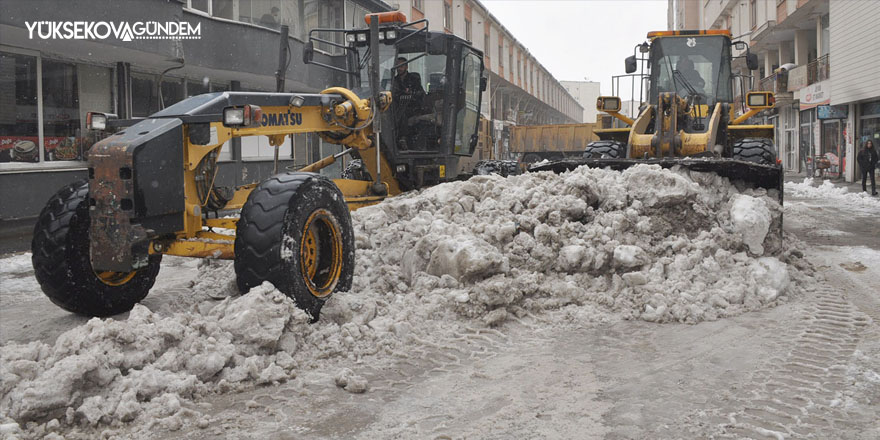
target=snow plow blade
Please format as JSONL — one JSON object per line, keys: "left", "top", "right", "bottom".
{"left": 529, "top": 157, "right": 784, "bottom": 203}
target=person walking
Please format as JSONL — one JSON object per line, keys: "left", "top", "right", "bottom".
{"left": 857, "top": 139, "right": 879, "bottom": 195}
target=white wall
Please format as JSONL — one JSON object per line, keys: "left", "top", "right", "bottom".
{"left": 829, "top": 0, "right": 880, "bottom": 104}
{"left": 561, "top": 81, "right": 601, "bottom": 123}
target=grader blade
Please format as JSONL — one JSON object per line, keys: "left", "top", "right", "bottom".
{"left": 529, "top": 158, "right": 784, "bottom": 203}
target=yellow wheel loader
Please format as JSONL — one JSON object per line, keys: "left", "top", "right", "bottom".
{"left": 31, "top": 12, "right": 486, "bottom": 321}
{"left": 532, "top": 30, "right": 783, "bottom": 202}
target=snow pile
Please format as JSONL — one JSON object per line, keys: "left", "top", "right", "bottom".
{"left": 0, "top": 283, "right": 311, "bottom": 430}
{"left": 786, "top": 178, "right": 880, "bottom": 211}
{"left": 352, "top": 164, "right": 796, "bottom": 325}
{"left": 0, "top": 164, "right": 812, "bottom": 436}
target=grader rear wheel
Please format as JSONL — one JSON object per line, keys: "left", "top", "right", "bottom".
{"left": 234, "top": 172, "right": 354, "bottom": 321}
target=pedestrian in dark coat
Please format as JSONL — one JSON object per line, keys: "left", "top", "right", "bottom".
{"left": 857, "top": 139, "right": 879, "bottom": 195}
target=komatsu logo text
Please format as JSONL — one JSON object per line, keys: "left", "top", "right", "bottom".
{"left": 262, "top": 112, "right": 303, "bottom": 127}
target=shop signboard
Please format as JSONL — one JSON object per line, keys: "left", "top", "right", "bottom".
{"left": 799, "top": 80, "right": 831, "bottom": 110}
{"left": 817, "top": 104, "right": 848, "bottom": 120}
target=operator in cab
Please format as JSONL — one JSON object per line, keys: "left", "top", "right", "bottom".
{"left": 674, "top": 57, "right": 705, "bottom": 95}
{"left": 392, "top": 56, "right": 426, "bottom": 149}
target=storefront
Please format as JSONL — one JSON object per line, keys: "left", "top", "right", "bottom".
{"left": 818, "top": 104, "right": 848, "bottom": 179}
{"left": 859, "top": 100, "right": 880, "bottom": 148}
{"left": 781, "top": 103, "right": 798, "bottom": 173}
{"left": 0, "top": 49, "right": 113, "bottom": 164}
{"left": 857, "top": 99, "right": 880, "bottom": 178}
{"left": 799, "top": 108, "right": 814, "bottom": 172}
{"left": 0, "top": 0, "right": 388, "bottom": 220}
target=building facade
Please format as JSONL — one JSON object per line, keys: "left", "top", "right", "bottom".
{"left": 678, "top": 0, "right": 879, "bottom": 183}
{"left": 0, "top": 0, "right": 394, "bottom": 220}
{"left": 561, "top": 81, "right": 601, "bottom": 123}
{"left": 392, "top": 0, "right": 583, "bottom": 160}
{"left": 0, "top": 0, "right": 582, "bottom": 221}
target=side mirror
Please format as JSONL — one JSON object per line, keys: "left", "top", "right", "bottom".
{"left": 303, "top": 41, "right": 314, "bottom": 64}
{"left": 625, "top": 55, "right": 637, "bottom": 74}
{"left": 470, "top": 134, "right": 479, "bottom": 148}
{"left": 480, "top": 76, "right": 488, "bottom": 92}
{"left": 597, "top": 96, "right": 622, "bottom": 113}
{"left": 747, "top": 53, "right": 759, "bottom": 71}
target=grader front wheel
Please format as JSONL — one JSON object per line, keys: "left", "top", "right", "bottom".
{"left": 31, "top": 181, "right": 162, "bottom": 317}
{"left": 234, "top": 173, "right": 354, "bottom": 321}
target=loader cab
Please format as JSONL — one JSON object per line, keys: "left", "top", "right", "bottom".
{"left": 647, "top": 33, "right": 733, "bottom": 109}
{"left": 343, "top": 22, "right": 484, "bottom": 188}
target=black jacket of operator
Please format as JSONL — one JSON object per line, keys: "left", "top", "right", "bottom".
{"left": 857, "top": 144, "right": 879, "bottom": 170}
{"left": 392, "top": 71, "right": 425, "bottom": 105}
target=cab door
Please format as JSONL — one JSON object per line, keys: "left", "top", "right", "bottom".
{"left": 453, "top": 47, "right": 484, "bottom": 155}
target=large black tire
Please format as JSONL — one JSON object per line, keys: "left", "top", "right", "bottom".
{"left": 733, "top": 138, "right": 777, "bottom": 165}
{"left": 583, "top": 140, "right": 627, "bottom": 159}
{"left": 31, "top": 180, "right": 162, "bottom": 317}
{"left": 234, "top": 173, "right": 354, "bottom": 320}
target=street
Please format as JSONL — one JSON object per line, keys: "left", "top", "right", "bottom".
{"left": 1, "top": 172, "right": 878, "bottom": 439}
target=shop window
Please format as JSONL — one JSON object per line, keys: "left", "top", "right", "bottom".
{"left": 241, "top": 134, "right": 293, "bottom": 161}
{"left": 859, "top": 100, "right": 880, "bottom": 148}
{"left": 346, "top": 1, "right": 370, "bottom": 29}
{"left": 42, "top": 60, "right": 81, "bottom": 162}
{"left": 131, "top": 74, "right": 158, "bottom": 117}
{"left": 304, "top": 0, "right": 343, "bottom": 54}
{"left": 77, "top": 64, "right": 114, "bottom": 162}
{"left": 187, "top": 79, "right": 210, "bottom": 97}
{"left": 161, "top": 78, "right": 185, "bottom": 108}
{"left": 799, "top": 109, "right": 813, "bottom": 168}
{"left": 212, "top": 0, "right": 234, "bottom": 19}
{"left": 0, "top": 51, "right": 39, "bottom": 163}
{"left": 190, "top": 0, "right": 210, "bottom": 13}
{"left": 319, "top": 139, "right": 344, "bottom": 178}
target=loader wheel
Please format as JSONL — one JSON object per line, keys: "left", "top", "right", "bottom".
{"left": 583, "top": 140, "right": 627, "bottom": 159}
{"left": 31, "top": 180, "right": 161, "bottom": 317}
{"left": 733, "top": 138, "right": 777, "bottom": 165}
{"left": 234, "top": 172, "right": 354, "bottom": 321}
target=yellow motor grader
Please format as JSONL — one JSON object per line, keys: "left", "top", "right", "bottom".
{"left": 31, "top": 12, "right": 486, "bottom": 320}
{"left": 532, "top": 30, "right": 783, "bottom": 200}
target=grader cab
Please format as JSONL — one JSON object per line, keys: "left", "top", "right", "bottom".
{"left": 31, "top": 12, "right": 485, "bottom": 320}
{"left": 532, "top": 30, "right": 783, "bottom": 200}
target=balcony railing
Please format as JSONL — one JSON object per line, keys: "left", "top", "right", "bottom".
{"left": 807, "top": 54, "right": 830, "bottom": 84}
{"left": 755, "top": 72, "right": 787, "bottom": 94}
{"left": 776, "top": 54, "right": 831, "bottom": 92}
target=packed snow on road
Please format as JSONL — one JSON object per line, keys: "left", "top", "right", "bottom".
{"left": 1, "top": 164, "right": 818, "bottom": 439}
